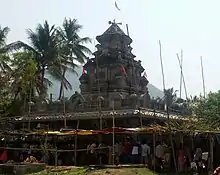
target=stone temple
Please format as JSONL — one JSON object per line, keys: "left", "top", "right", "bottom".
{"left": 79, "top": 20, "right": 150, "bottom": 111}
{"left": 11, "top": 21, "right": 181, "bottom": 130}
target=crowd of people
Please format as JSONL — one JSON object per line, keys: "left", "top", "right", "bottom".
{"left": 86, "top": 137, "right": 213, "bottom": 175}
{"left": 0, "top": 135, "right": 216, "bottom": 175}
{"left": 86, "top": 137, "right": 166, "bottom": 170}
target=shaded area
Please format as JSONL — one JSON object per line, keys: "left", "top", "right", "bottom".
{"left": 29, "top": 167, "right": 191, "bottom": 175}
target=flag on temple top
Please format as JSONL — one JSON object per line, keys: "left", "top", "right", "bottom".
{"left": 115, "top": 1, "right": 121, "bottom": 11}
{"left": 82, "top": 67, "right": 86, "bottom": 74}
{"left": 121, "top": 65, "right": 126, "bottom": 73}
{"left": 143, "top": 71, "right": 147, "bottom": 78}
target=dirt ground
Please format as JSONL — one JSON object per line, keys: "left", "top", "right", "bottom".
{"left": 88, "top": 168, "right": 155, "bottom": 175}
{"left": 30, "top": 167, "right": 157, "bottom": 175}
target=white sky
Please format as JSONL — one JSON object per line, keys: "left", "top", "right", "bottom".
{"left": 1, "top": 0, "right": 219, "bottom": 98}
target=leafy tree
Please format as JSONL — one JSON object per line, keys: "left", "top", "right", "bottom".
{"left": 0, "top": 18, "right": 91, "bottom": 116}
{"left": 0, "top": 25, "right": 11, "bottom": 72}
{"left": 0, "top": 25, "right": 11, "bottom": 117}
{"left": 10, "top": 52, "right": 37, "bottom": 100}
{"left": 164, "top": 88, "right": 178, "bottom": 107}
{"left": 0, "top": 52, "right": 38, "bottom": 116}
{"left": 0, "top": 71, "right": 11, "bottom": 116}
{"left": 8, "top": 21, "right": 59, "bottom": 98}
{"left": 192, "top": 91, "right": 220, "bottom": 130}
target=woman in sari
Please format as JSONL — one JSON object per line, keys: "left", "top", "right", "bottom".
{"left": 178, "top": 144, "right": 185, "bottom": 173}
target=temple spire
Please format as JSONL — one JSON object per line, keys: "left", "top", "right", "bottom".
{"left": 108, "top": 19, "right": 122, "bottom": 25}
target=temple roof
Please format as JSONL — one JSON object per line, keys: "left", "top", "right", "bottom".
{"left": 103, "top": 23, "right": 126, "bottom": 35}
{"left": 96, "top": 22, "right": 132, "bottom": 44}
{"left": 8, "top": 109, "right": 185, "bottom": 122}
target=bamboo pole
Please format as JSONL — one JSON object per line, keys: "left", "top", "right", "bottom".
{"left": 153, "top": 133, "right": 156, "bottom": 172}
{"left": 200, "top": 56, "right": 206, "bottom": 98}
{"left": 28, "top": 81, "right": 32, "bottom": 131}
{"left": 55, "top": 147, "right": 58, "bottom": 166}
{"left": 209, "top": 134, "right": 214, "bottom": 172}
{"left": 112, "top": 101, "right": 115, "bottom": 165}
{"left": 63, "top": 81, "right": 66, "bottom": 128}
{"left": 55, "top": 136, "right": 58, "bottom": 166}
{"left": 159, "top": 40, "right": 178, "bottom": 173}
{"left": 139, "top": 111, "right": 143, "bottom": 127}
{"left": 176, "top": 53, "right": 188, "bottom": 99}
{"left": 179, "top": 50, "right": 183, "bottom": 99}
{"left": 74, "top": 120, "right": 80, "bottom": 165}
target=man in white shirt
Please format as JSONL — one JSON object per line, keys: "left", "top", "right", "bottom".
{"left": 141, "top": 140, "right": 150, "bottom": 165}
{"left": 132, "top": 142, "right": 140, "bottom": 164}
{"left": 155, "top": 142, "right": 164, "bottom": 170}
{"left": 115, "top": 141, "right": 122, "bottom": 164}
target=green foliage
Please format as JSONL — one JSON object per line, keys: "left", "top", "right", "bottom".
{"left": 0, "top": 25, "right": 10, "bottom": 48}
{"left": 0, "top": 18, "right": 91, "bottom": 117}
{"left": 11, "top": 52, "right": 37, "bottom": 94}
{"left": 192, "top": 91, "right": 220, "bottom": 130}
{"left": 164, "top": 88, "right": 177, "bottom": 107}
{"left": 0, "top": 52, "right": 39, "bottom": 117}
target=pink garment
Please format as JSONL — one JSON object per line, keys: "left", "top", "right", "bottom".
{"left": 178, "top": 150, "right": 184, "bottom": 162}
{"left": 178, "top": 150, "right": 184, "bottom": 172}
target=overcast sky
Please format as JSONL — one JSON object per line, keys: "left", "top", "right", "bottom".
{"left": 1, "top": 0, "right": 219, "bottom": 98}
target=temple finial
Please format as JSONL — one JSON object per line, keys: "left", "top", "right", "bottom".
{"left": 108, "top": 19, "right": 122, "bottom": 25}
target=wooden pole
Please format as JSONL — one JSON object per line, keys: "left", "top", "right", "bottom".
{"left": 159, "top": 40, "right": 178, "bottom": 173}
{"left": 74, "top": 120, "right": 80, "bottom": 165}
{"left": 112, "top": 100, "right": 115, "bottom": 165}
{"left": 28, "top": 80, "right": 32, "bottom": 131}
{"left": 55, "top": 136, "right": 58, "bottom": 166}
{"left": 200, "top": 56, "right": 206, "bottom": 98}
{"left": 176, "top": 53, "right": 188, "bottom": 99}
{"left": 153, "top": 133, "right": 156, "bottom": 172}
{"left": 179, "top": 50, "right": 183, "bottom": 99}
{"left": 63, "top": 80, "right": 66, "bottom": 128}
{"left": 95, "top": 52, "right": 103, "bottom": 131}
{"left": 55, "top": 147, "right": 58, "bottom": 166}
{"left": 159, "top": 41, "right": 166, "bottom": 92}
{"left": 209, "top": 134, "right": 214, "bottom": 172}
{"left": 139, "top": 112, "right": 143, "bottom": 127}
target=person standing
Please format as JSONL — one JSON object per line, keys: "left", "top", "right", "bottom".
{"left": 123, "top": 138, "right": 132, "bottom": 164}
{"left": 178, "top": 144, "right": 185, "bottom": 173}
{"left": 115, "top": 141, "right": 122, "bottom": 164}
{"left": 131, "top": 142, "right": 139, "bottom": 164}
{"left": 194, "top": 147, "right": 203, "bottom": 174}
{"left": 155, "top": 141, "right": 164, "bottom": 171}
{"left": 141, "top": 140, "right": 150, "bottom": 165}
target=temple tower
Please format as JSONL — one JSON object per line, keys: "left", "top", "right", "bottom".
{"left": 79, "top": 21, "right": 149, "bottom": 110}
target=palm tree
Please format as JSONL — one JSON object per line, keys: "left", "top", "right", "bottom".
{"left": 54, "top": 18, "right": 92, "bottom": 100}
{"left": 0, "top": 26, "right": 11, "bottom": 72}
{"left": 0, "top": 25, "right": 10, "bottom": 49}
{"left": 8, "top": 21, "right": 59, "bottom": 98}
{"left": 164, "top": 88, "right": 177, "bottom": 108}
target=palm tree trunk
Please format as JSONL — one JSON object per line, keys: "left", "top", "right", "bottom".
{"left": 58, "top": 69, "right": 66, "bottom": 100}
{"left": 40, "top": 67, "right": 45, "bottom": 97}
{"left": 37, "top": 67, "right": 45, "bottom": 111}
{"left": 58, "top": 81, "right": 63, "bottom": 100}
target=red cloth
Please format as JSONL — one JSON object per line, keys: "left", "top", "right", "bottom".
{"left": 0, "top": 151, "right": 7, "bottom": 161}
{"left": 178, "top": 150, "right": 184, "bottom": 162}
{"left": 121, "top": 65, "right": 126, "bottom": 73}
{"left": 82, "top": 67, "right": 86, "bottom": 74}
{"left": 123, "top": 143, "right": 132, "bottom": 154}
